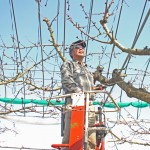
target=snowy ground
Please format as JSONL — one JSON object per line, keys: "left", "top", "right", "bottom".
{"left": 0, "top": 111, "right": 149, "bottom": 150}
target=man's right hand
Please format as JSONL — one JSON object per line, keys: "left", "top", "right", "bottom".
{"left": 94, "top": 84, "right": 107, "bottom": 90}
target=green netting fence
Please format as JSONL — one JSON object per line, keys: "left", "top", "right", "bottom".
{"left": 0, "top": 97, "right": 149, "bottom": 108}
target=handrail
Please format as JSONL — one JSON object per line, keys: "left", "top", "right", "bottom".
{"left": 47, "top": 90, "right": 120, "bottom": 112}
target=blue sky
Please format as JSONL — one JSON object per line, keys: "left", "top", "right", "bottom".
{"left": 0, "top": 0, "right": 150, "bottom": 150}
{"left": 0, "top": 0, "right": 149, "bottom": 70}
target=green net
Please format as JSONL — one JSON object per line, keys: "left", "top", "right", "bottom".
{"left": 0, "top": 97, "right": 149, "bottom": 108}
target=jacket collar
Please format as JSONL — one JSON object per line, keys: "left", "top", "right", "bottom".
{"left": 73, "top": 59, "right": 87, "bottom": 67}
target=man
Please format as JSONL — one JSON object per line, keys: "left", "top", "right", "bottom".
{"left": 60, "top": 40, "right": 98, "bottom": 150}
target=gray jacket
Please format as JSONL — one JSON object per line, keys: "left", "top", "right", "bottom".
{"left": 60, "top": 60, "right": 94, "bottom": 94}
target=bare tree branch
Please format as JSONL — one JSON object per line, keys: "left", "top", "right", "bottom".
{"left": 93, "top": 67, "right": 150, "bottom": 104}
{"left": 112, "top": 69, "right": 150, "bottom": 104}
{"left": 100, "top": 1, "right": 150, "bottom": 55}
{"left": 43, "top": 18, "right": 67, "bottom": 62}
{"left": 100, "top": 20, "right": 150, "bottom": 55}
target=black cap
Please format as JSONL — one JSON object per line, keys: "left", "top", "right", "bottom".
{"left": 69, "top": 40, "right": 86, "bottom": 57}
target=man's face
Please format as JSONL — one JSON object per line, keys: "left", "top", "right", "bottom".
{"left": 71, "top": 45, "right": 85, "bottom": 59}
